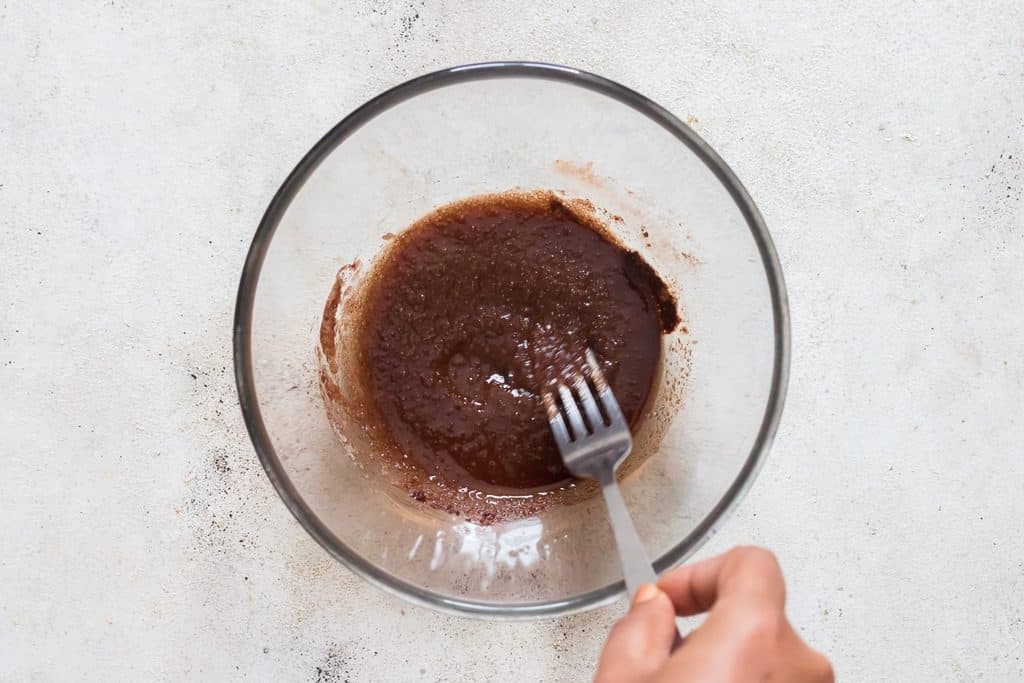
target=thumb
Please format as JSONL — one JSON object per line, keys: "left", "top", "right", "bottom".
{"left": 594, "top": 585, "right": 677, "bottom": 683}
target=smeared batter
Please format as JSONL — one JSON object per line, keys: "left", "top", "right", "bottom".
{"left": 320, "top": 192, "right": 678, "bottom": 522}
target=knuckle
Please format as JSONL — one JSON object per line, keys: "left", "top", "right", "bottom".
{"left": 812, "top": 652, "right": 835, "bottom": 682}
{"left": 734, "top": 545, "right": 781, "bottom": 571}
{"left": 606, "top": 614, "right": 636, "bottom": 641}
{"left": 730, "top": 546, "right": 786, "bottom": 603}
{"left": 739, "top": 604, "right": 787, "bottom": 645}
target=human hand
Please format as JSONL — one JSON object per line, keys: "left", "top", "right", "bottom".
{"left": 594, "top": 546, "right": 833, "bottom": 682}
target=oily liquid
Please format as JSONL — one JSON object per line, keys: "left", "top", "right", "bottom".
{"left": 323, "top": 192, "right": 678, "bottom": 522}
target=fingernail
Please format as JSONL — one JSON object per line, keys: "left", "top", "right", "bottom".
{"left": 633, "top": 583, "right": 659, "bottom": 605}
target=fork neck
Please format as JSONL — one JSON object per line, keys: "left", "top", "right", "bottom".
{"left": 595, "top": 469, "right": 617, "bottom": 488}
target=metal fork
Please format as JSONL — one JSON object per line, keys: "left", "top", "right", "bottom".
{"left": 542, "top": 350, "right": 671, "bottom": 606}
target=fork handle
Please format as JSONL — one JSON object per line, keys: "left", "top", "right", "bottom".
{"left": 600, "top": 478, "right": 686, "bottom": 650}
{"left": 600, "top": 478, "right": 659, "bottom": 599}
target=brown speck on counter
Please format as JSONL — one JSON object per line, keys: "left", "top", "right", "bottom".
{"left": 680, "top": 251, "right": 703, "bottom": 266}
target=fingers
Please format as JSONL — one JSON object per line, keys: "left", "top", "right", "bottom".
{"left": 647, "top": 547, "right": 833, "bottom": 683}
{"left": 593, "top": 585, "right": 677, "bottom": 683}
{"left": 656, "top": 546, "right": 786, "bottom": 616}
{"left": 664, "top": 597, "right": 834, "bottom": 683}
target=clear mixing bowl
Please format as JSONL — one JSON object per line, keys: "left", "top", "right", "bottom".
{"left": 234, "top": 62, "right": 789, "bottom": 617}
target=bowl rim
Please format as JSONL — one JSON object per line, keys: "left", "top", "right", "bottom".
{"left": 233, "top": 61, "right": 791, "bottom": 619}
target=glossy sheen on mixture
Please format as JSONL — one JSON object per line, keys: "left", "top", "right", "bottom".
{"left": 354, "top": 193, "right": 678, "bottom": 495}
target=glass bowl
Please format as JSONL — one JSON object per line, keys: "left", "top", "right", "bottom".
{"left": 234, "top": 62, "right": 789, "bottom": 618}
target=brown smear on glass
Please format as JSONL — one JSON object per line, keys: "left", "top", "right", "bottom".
{"left": 319, "top": 191, "right": 679, "bottom": 523}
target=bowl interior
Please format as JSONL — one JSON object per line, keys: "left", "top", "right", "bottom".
{"left": 236, "top": 64, "right": 788, "bottom": 617}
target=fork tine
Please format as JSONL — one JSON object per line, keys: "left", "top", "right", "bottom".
{"left": 557, "top": 383, "right": 588, "bottom": 438}
{"left": 542, "top": 392, "right": 572, "bottom": 446}
{"left": 585, "top": 349, "right": 627, "bottom": 426}
{"left": 572, "top": 374, "right": 606, "bottom": 429}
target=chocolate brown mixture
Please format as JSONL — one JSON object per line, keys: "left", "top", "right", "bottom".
{"left": 344, "top": 193, "right": 678, "bottom": 504}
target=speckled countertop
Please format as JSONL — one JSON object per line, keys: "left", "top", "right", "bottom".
{"left": 2, "top": 2, "right": 1022, "bottom": 680}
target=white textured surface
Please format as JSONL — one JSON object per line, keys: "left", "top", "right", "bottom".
{"left": 2, "top": 2, "right": 1022, "bottom": 680}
